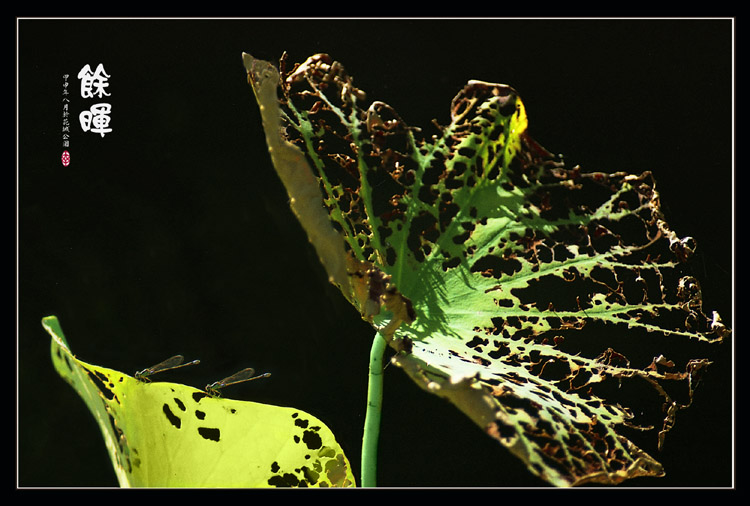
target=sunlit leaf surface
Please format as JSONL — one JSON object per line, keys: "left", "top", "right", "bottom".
{"left": 244, "top": 53, "right": 730, "bottom": 486}
{"left": 44, "top": 316, "right": 355, "bottom": 488}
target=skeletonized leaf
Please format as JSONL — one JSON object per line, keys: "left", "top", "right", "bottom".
{"left": 244, "top": 53, "right": 729, "bottom": 486}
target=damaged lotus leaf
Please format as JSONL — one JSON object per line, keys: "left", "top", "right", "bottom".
{"left": 43, "top": 315, "right": 355, "bottom": 488}
{"left": 243, "top": 53, "right": 730, "bottom": 486}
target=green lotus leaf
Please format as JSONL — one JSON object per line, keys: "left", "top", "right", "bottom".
{"left": 43, "top": 315, "right": 355, "bottom": 488}
{"left": 243, "top": 52, "right": 729, "bottom": 486}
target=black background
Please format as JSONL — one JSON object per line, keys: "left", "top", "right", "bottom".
{"left": 18, "top": 18, "right": 733, "bottom": 488}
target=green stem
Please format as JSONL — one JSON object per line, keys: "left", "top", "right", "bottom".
{"left": 361, "top": 331, "right": 387, "bottom": 488}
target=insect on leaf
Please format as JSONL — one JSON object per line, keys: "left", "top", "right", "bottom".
{"left": 205, "top": 368, "right": 272, "bottom": 398}
{"left": 135, "top": 355, "right": 200, "bottom": 383}
{"left": 243, "top": 52, "right": 730, "bottom": 486}
{"left": 43, "top": 315, "right": 355, "bottom": 488}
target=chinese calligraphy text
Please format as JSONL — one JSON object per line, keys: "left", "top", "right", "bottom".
{"left": 77, "top": 63, "right": 112, "bottom": 137}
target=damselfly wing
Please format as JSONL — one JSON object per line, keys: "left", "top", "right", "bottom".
{"left": 205, "top": 367, "right": 271, "bottom": 397}
{"left": 135, "top": 355, "right": 200, "bottom": 383}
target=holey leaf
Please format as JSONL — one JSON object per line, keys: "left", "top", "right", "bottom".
{"left": 43, "top": 316, "right": 355, "bottom": 488}
{"left": 243, "top": 53, "right": 730, "bottom": 487}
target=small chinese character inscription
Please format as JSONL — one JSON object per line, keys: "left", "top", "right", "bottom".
{"left": 61, "top": 73, "right": 71, "bottom": 165}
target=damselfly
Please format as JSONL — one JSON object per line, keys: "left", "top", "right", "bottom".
{"left": 135, "top": 355, "right": 200, "bottom": 382}
{"left": 205, "top": 367, "right": 271, "bottom": 397}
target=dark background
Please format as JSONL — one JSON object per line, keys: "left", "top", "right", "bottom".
{"left": 18, "top": 18, "right": 733, "bottom": 488}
